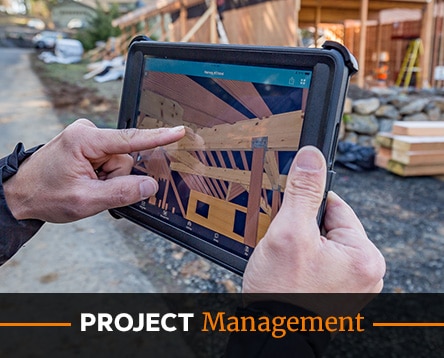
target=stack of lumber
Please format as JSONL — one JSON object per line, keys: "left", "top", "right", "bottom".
{"left": 375, "top": 121, "right": 444, "bottom": 176}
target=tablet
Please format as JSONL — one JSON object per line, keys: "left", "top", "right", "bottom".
{"left": 110, "top": 39, "right": 357, "bottom": 275}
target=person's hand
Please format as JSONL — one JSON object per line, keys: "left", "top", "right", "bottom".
{"left": 3, "top": 119, "right": 185, "bottom": 223}
{"left": 243, "top": 146, "right": 385, "bottom": 297}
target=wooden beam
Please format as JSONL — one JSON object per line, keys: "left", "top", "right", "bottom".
{"left": 212, "top": 79, "right": 273, "bottom": 119}
{"left": 387, "top": 160, "right": 444, "bottom": 176}
{"left": 295, "top": 0, "right": 301, "bottom": 46}
{"left": 420, "top": 0, "right": 434, "bottom": 87}
{"left": 139, "top": 90, "right": 184, "bottom": 127}
{"left": 169, "top": 154, "right": 288, "bottom": 191}
{"left": 180, "top": 1, "right": 187, "bottom": 40}
{"left": 244, "top": 137, "right": 267, "bottom": 247}
{"left": 210, "top": 0, "right": 217, "bottom": 43}
{"left": 180, "top": 4, "right": 213, "bottom": 42}
{"left": 263, "top": 150, "right": 280, "bottom": 188}
{"left": 392, "top": 121, "right": 444, "bottom": 136}
{"left": 315, "top": 0, "right": 321, "bottom": 47}
{"left": 164, "top": 111, "right": 303, "bottom": 152}
{"left": 392, "top": 136, "right": 444, "bottom": 151}
{"left": 391, "top": 149, "right": 444, "bottom": 165}
{"left": 358, "top": 0, "right": 369, "bottom": 87}
{"left": 144, "top": 72, "right": 250, "bottom": 127}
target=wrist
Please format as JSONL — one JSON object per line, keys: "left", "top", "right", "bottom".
{"left": 3, "top": 169, "right": 32, "bottom": 220}
{"left": 1, "top": 143, "right": 44, "bottom": 221}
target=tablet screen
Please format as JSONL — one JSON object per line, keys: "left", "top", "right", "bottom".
{"left": 131, "top": 56, "right": 312, "bottom": 259}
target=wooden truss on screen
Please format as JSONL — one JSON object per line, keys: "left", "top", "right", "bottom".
{"left": 133, "top": 73, "right": 304, "bottom": 247}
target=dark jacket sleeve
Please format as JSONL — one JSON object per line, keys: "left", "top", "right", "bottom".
{"left": 0, "top": 143, "right": 45, "bottom": 266}
{"left": 224, "top": 301, "right": 331, "bottom": 358}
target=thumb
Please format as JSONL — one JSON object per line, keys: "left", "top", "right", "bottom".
{"left": 279, "top": 146, "right": 327, "bottom": 224}
{"left": 89, "top": 176, "right": 159, "bottom": 213}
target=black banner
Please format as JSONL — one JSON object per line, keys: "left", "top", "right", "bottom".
{"left": 0, "top": 294, "right": 442, "bottom": 357}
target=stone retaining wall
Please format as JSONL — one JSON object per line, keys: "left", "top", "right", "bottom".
{"left": 340, "top": 86, "right": 444, "bottom": 147}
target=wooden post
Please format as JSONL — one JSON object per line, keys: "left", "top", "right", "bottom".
{"left": 420, "top": 0, "right": 435, "bottom": 88}
{"left": 210, "top": 0, "right": 217, "bottom": 43}
{"left": 357, "top": 0, "right": 368, "bottom": 87}
{"left": 161, "top": 13, "right": 166, "bottom": 41}
{"left": 244, "top": 137, "right": 267, "bottom": 247}
{"left": 294, "top": 0, "right": 301, "bottom": 46}
{"left": 180, "top": 1, "right": 187, "bottom": 40}
{"left": 314, "top": 0, "right": 321, "bottom": 48}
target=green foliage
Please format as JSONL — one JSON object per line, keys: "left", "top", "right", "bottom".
{"left": 75, "top": 3, "right": 121, "bottom": 51}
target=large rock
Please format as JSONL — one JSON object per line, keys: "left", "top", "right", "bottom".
{"left": 432, "top": 97, "right": 444, "bottom": 111}
{"left": 343, "top": 131, "right": 358, "bottom": 144}
{"left": 345, "top": 113, "right": 379, "bottom": 135}
{"left": 378, "top": 118, "right": 395, "bottom": 133}
{"left": 390, "top": 95, "right": 411, "bottom": 109}
{"left": 403, "top": 112, "right": 429, "bottom": 121}
{"left": 399, "top": 98, "right": 429, "bottom": 115}
{"left": 353, "top": 97, "right": 380, "bottom": 115}
{"left": 425, "top": 105, "right": 441, "bottom": 121}
{"left": 375, "top": 104, "right": 400, "bottom": 119}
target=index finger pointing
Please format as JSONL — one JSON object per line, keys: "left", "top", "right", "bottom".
{"left": 89, "top": 125, "right": 186, "bottom": 157}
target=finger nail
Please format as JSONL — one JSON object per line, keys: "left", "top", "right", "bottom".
{"left": 295, "top": 147, "right": 324, "bottom": 171}
{"left": 140, "top": 179, "right": 158, "bottom": 198}
{"left": 171, "top": 125, "right": 185, "bottom": 132}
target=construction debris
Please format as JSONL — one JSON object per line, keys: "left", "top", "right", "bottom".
{"left": 83, "top": 55, "right": 125, "bottom": 83}
{"left": 38, "top": 39, "right": 84, "bottom": 64}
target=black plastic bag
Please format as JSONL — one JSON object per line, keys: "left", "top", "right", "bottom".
{"left": 335, "top": 141, "right": 377, "bottom": 171}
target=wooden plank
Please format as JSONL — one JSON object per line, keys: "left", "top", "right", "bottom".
{"left": 392, "top": 121, "right": 444, "bottom": 136}
{"left": 392, "top": 136, "right": 444, "bottom": 151}
{"left": 376, "top": 146, "right": 392, "bottom": 158}
{"left": 213, "top": 78, "right": 273, "bottom": 119}
{"left": 139, "top": 90, "right": 184, "bottom": 127}
{"left": 226, "top": 182, "right": 246, "bottom": 201}
{"left": 375, "top": 146, "right": 391, "bottom": 169}
{"left": 143, "top": 72, "right": 250, "bottom": 127}
{"left": 112, "top": 0, "right": 203, "bottom": 28}
{"left": 164, "top": 111, "right": 303, "bottom": 151}
{"left": 263, "top": 150, "right": 280, "bottom": 189}
{"left": 214, "top": 151, "right": 229, "bottom": 193}
{"left": 196, "top": 151, "right": 224, "bottom": 198}
{"left": 170, "top": 160, "right": 287, "bottom": 191}
{"left": 387, "top": 160, "right": 444, "bottom": 176}
{"left": 375, "top": 153, "right": 390, "bottom": 169}
{"left": 202, "top": 151, "right": 227, "bottom": 196}
{"left": 244, "top": 138, "right": 266, "bottom": 247}
{"left": 271, "top": 189, "right": 281, "bottom": 220}
{"left": 391, "top": 149, "right": 444, "bottom": 165}
{"left": 375, "top": 132, "right": 394, "bottom": 148}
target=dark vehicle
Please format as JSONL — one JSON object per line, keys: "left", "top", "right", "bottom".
{"left": 32, "top": 31, "right": 66, "bottom": 49}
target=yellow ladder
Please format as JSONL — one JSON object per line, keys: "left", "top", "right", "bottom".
{"left": 395, "top": 38, "right": 423, "bottom": 88}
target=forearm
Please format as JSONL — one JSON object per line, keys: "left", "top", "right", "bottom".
{"left": 0, "top": 143, "right": 45, "bottom": 265}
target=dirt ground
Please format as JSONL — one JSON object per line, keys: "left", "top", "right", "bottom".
{"left": 30, "top": 53, "right": 122, "bottom": 128}
{"left": 31, "top": 56, "right": 444, "bottom": 293}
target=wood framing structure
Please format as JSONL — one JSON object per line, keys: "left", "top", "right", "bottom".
{"left": 131, "top": 69, "right": 305, "bottom": 247}
{"left": 106, "top": 0, "right": 441, "bottom": 88}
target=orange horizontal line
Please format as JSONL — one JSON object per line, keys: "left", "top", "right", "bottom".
{"left": 373, "top": 323, "right": 444, "bottom": 327}
{"left": 0, "top": 323, "right": 72, "bottom": 327}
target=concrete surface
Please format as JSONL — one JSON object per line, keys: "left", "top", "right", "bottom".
{"left": 0, "top": 47, "right": 157, "bottom": 292}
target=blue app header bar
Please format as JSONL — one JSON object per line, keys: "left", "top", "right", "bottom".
{"left": 145, "top": 58, "right": 312, "bottom": 89}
